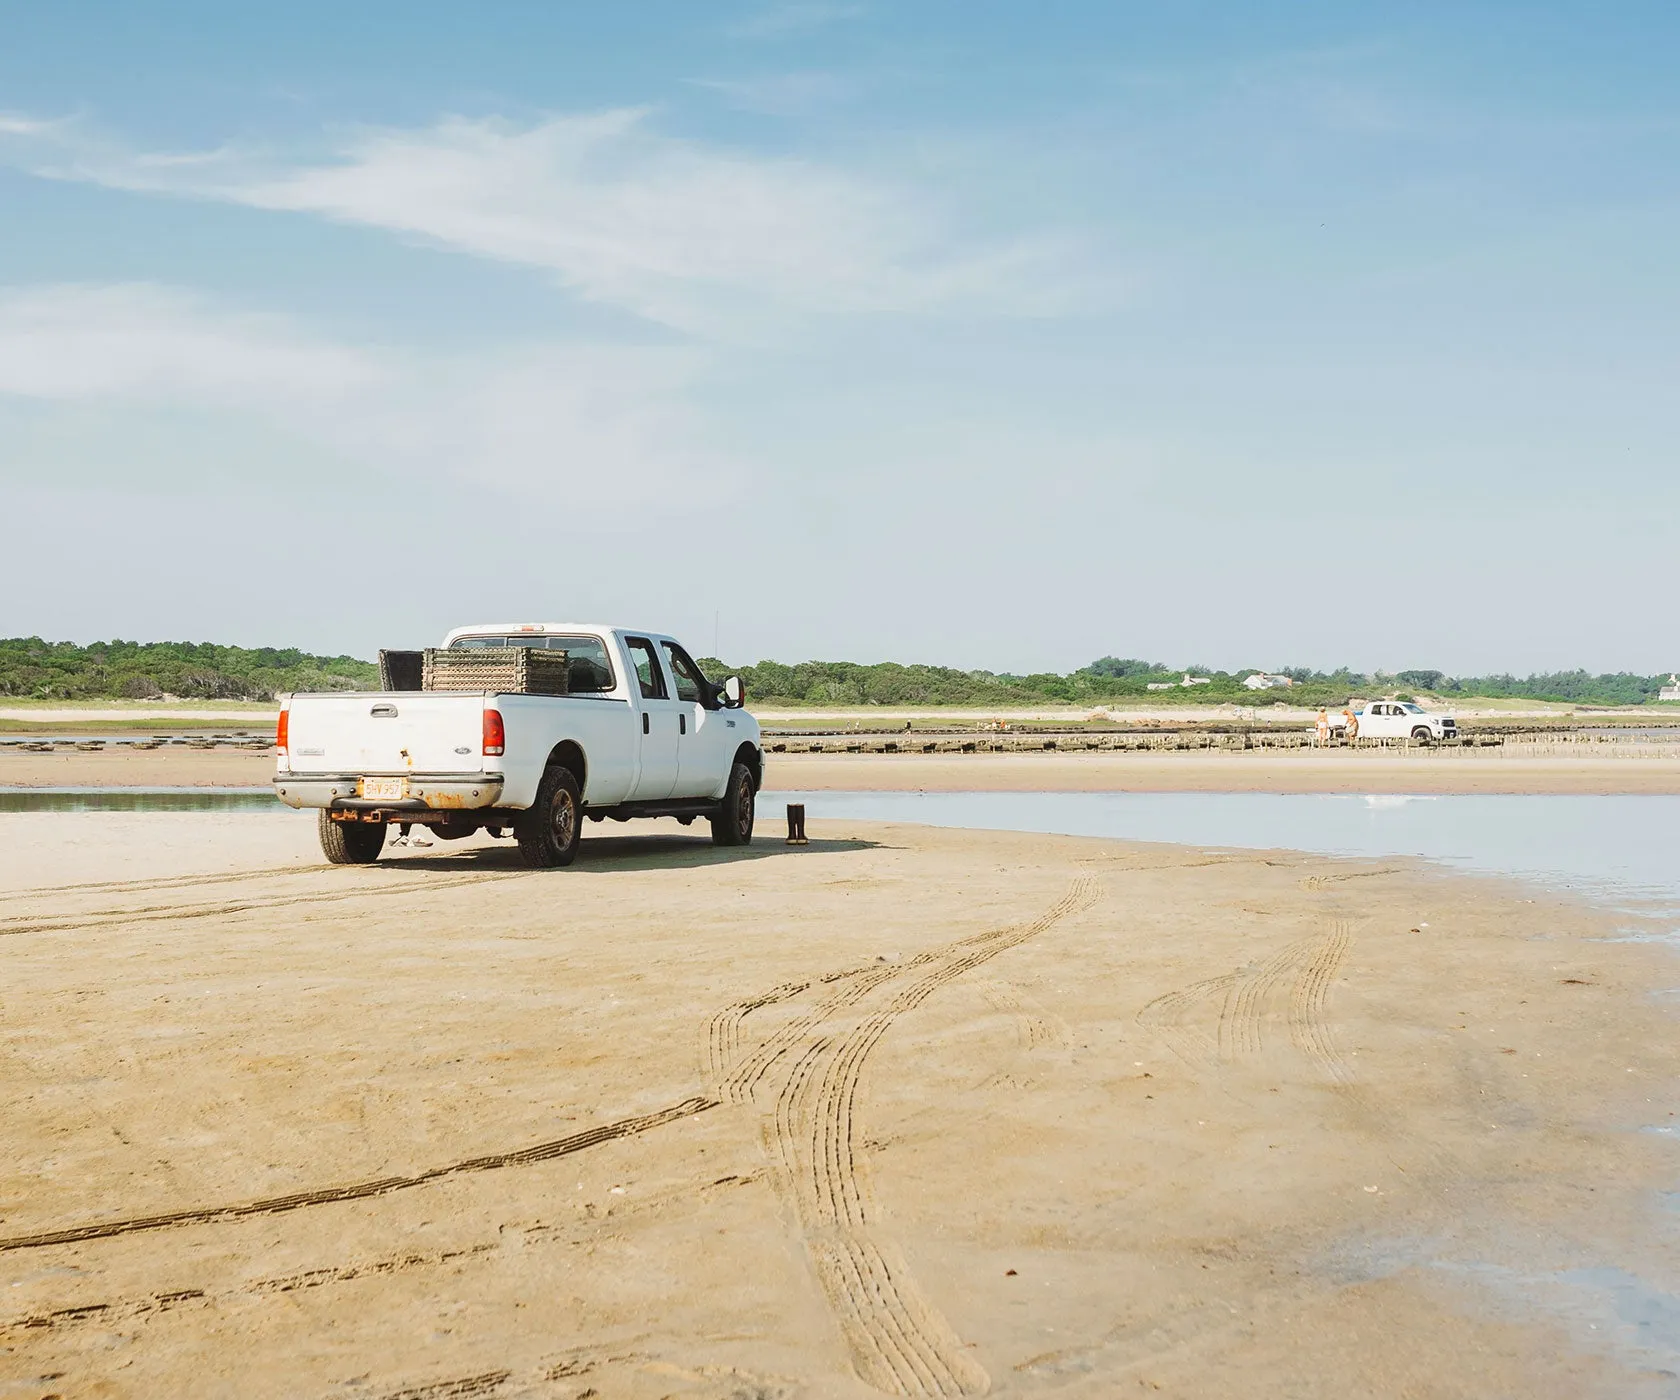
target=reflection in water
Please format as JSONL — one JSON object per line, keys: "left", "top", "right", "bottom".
{"left": 1337, "top": 1239, "right": 1680, "bottom": 1380}
{"left": 0, "top": 787, "right": 280, "bottom": 813}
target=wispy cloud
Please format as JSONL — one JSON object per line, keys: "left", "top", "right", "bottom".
{"left": 0, "top": 113, "right": 58, "bottom": 136}
{"left": 728, "top": 3, "right": 864, "bottom": 41}
{"left": 690, "top": 70, "right": 856, "bottom": 116}
{"left": 0, "top": 109, "right": 1098, "bottom": 338}
{"left": 0, "top": 283, "right": 384, "bottom": 402}
{"left": 0, "top": 283, "right": 729, "bottom": 502}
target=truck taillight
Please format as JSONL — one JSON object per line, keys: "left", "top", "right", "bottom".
{"left": 276, "top": 707, "right": 289, "bottom": 756}
{"left": 483, "top": 708, "right": 505, "bottom": 757}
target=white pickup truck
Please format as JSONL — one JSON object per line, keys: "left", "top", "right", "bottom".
{"left": 275, "top": 624, "right": 762, "bottom": 867}
{"left": 1337, "top": 700, "right": 1459, "bottom": 743}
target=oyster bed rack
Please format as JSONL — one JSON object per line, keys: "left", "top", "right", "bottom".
{"left": 417, "top": 646, "right": 571, "bottom": 695}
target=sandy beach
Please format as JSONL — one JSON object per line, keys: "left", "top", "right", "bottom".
{"left": 2, "top": 811, "right": 1675, "bottom": 1398}
{"left": 5, "top": 743, "right": 1680, "bottom": 794}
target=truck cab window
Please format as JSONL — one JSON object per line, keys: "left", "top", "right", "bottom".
{"left": 625, "top": 637, "right": 667, "bottom": 700}
{"left": 661, "top": 642, "right": 706, "bottom": 704}
{"left": 543, "top": 635, "right": 615, "bottom": 693}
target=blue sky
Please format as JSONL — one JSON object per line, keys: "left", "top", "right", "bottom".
{"left": 1, "top": 1, "right": 1675, "bottom": 674}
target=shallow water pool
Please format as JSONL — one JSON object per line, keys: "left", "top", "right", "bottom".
{"left": 762, "top": 790, "right": 1680, "bottom": 917}
{"left": 0, "top": 786, "right": 279, "bottom": 813}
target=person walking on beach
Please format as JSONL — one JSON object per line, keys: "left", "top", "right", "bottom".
{"left": 1343, "top": 706, "right": 1358, "bottom": 743}
{"left": 1315, "top": 708, "right": 1331, "bottom": 747}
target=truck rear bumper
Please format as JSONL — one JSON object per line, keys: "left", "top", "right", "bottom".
{"left": 274, "top": 773, "right": 506, "bottom": 812}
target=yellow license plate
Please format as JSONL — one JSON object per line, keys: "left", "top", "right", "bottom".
{"left": 359, "top": 776, "right": 408, "bottom": 801}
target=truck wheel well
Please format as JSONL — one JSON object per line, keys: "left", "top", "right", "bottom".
{"left": 546, "top": 740, "right": 587, "bottom": 795}
{"left": 733, "top": 742, "right": 762, "bottom": 791}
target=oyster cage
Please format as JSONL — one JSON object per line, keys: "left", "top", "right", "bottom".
{"left": 420, "top": 647, "right": 571, "bottom": 695}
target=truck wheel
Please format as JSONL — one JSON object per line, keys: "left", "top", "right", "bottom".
{"left": 319, "top": 810, "right": 386, "bottom": 864}
{"left": 1411, "top": 726, "right": 1433, "bottom": 743}
{"left": 710, "top": 762, "right": 756, "bottom": 847}
{"left": 517, "top": 766, "right": 582, "bottom": 868}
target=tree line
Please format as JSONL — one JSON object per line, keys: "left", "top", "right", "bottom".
{"left": 0, "top": 638, "right": 375, "bottom": 701}
{"left": 0, "top": 637, "right": 1672, "bottom": 707}
{"left": 699, "top": 658, "right": 1676, "bottom": 708}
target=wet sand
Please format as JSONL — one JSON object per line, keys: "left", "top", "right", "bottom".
{"left": 1, "top": 812, "right": 1674, "bottom": 1398}
{"left": 5, "top": 743, "right": 1680, "bottom": 794}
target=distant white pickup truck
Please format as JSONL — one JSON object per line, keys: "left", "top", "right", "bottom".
{"left": 275, "top": 624, "right": 762, "bottom": 867}
{"left": 1333, "top": 700, "right": 1459, "bottom": 743}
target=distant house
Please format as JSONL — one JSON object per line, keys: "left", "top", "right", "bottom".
{"left": 1243, "top": 672, "right": 1295, "bottom": 691}
{"left": 1181, "top": 674, "right": 1212, "bottom": 687}
{"left": 1661, "top": 674, "right": 1680, "bottom": 702}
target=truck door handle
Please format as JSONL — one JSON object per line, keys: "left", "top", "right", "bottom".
{"left": 643, "top": 713, "right": 650, "bottom": 735}
{"left": 679, "top": 714, "right": 686, "bottom": 735}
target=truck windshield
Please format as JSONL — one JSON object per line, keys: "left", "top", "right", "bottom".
{"left": 1402, "top": 703, "right": 1425, "bottom": 713}
{"left": 448, "top": 635, "right": 616, "bottom": 693}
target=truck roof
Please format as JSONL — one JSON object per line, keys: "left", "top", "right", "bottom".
{"left": 440, "top": 623, "right": 664, "bottom": 645}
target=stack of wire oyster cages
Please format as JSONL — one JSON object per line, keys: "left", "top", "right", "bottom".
{"left": 414, "top": 647, "right": 571, "bottom": 695}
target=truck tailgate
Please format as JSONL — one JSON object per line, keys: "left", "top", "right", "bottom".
{"left": 286, "top": 693, "right": 487, "bottom": 774}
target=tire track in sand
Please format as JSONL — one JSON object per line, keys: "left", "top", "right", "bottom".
{"left": 0, "top": 870, "right": 531, "bottom": 938}
{"left": 718, "top": 960, "right": 904, "bottom": 1105}
{"left": 1287, "top": 919, "right": 1354, "bottom": 1084}
{"left": 1299, "top": 868, "right": 1400, "bottom": 892}
{"left": 4, "top": 1173, "right": 764, "bottom": 1344}
{"left": 1138, "top": 937, "right": 1311, "bottom": 1071}
{"left": 716, "top": 879, "right": 1102, "bottom": 1397}
{"left": 977, "top": 980, "right": 1067, "bottom": 1052}
{"left": 1137, "top": 921, "right": 1353, "bottom": 1085}
{"left": 0, "top": 1097, "right": 714, "bottom": 1254}
{"left": 1217, "top": 940, "right": 1307, "bottom": 1061}
{"left": 1134, "top": 972, "right": 1237, "bottom": 1070}
{"left": 10, "top": 865, "right": 326, "bottom": 899}
{"left": 704, "top": 978, "right": 813, "bottom": 1087}
{"left": 1141, "top": 919, "right": 1482, "bottom": 1197}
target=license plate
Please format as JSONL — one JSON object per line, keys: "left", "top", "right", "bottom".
{"left": 359, "top": 776, "right": 408, "bottom": 801}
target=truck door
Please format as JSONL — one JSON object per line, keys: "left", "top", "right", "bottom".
{"left": 662, "top": 639, "right": 733, "bottom": 798}
{"left": 625, "top": 636, "right": 681, "bottom": 801}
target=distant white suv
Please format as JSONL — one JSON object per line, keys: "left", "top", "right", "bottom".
{"left": 1348, "top": 700, "right": 1458, "bottom": 743}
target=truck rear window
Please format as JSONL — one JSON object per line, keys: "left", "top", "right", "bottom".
{"left": 448, "top": 635, "right": 616, "bottom": 693}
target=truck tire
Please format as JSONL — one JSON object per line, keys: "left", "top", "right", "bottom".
{"left": 1411, "top": 726, "right": 1433, "bottom": 743}
{"left": 517, "top": 766, "right": 582, "bottom": 868}
{"left": 319, "top": 810, "right": 386, "bottom": 864}
{"left": 710, "top": 762, "right": 756, "bottom": 847}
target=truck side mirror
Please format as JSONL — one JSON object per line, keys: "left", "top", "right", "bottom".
{"left": 722, "top": 675, "right": 745, "bottom": 708}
